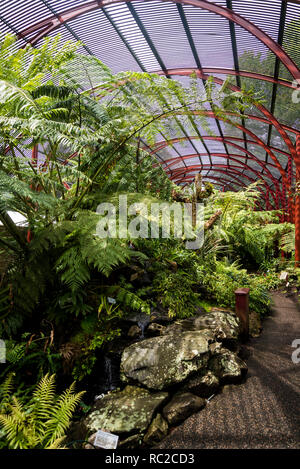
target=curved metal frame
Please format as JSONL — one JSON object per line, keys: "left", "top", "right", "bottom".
{"left": 3, "top": 0, "right": 300, "bottom": 230}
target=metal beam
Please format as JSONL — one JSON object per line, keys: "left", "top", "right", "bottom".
{"left": 226, "top": 0, "right": 248, "bottom": 160}
{"left": 265, "top": 1, "right": 287, "bottom": 166}
{"left": 40, "top": 0, "right": 95, "bottom": 55}
{"left": 126, "top": 2, "right": 204, "bottom": 174}
{"left": 17, "top": 0, "right": 300, "bottom": 81}
{"left": 176, "top": 2, "right": 230, "bottom": 172}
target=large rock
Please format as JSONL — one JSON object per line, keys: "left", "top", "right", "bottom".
{"left": 163, "top": 310, "right": 241, "bottom": 342}
{"left": 208, "top": 348, "right": 248, "bottom": 383}
{"left": 204, "top": 309, "right": 241, "bottom": 341}
{"left": 83, "top": 386, "right": 168, "bottom": 437}
{"left": 121, "top": 331, "right": 213, "bottom": 390}
{"left": 162, "top": 392, "right": 206, "bottom": 426}
{"left": 143, "top": 414, "right": 168, "bottom": 446}
{"left": 182, "top": 371, "right": 220, "bottom": 398}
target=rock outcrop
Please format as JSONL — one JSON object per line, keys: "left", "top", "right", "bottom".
{"left": 81, "top": 308, "right": 248, "bottom": 449}
{"left": 182, "top": 370, "right": 220, "bottom": 398}
{"left": 209, "top": 348, "right": 248, "bottom": 383}
{"left": 83, "top": 385, "right": 168, "bottom": 441}
{"left": 121, "top": 331, "right": 213, "bottom": 390}
{"left": 162, "top": 392, "right": 206, "bottom": 426}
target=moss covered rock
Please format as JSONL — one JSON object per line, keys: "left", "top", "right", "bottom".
{"left": 143, "top": 414, "right": 168, "bottom": 446}
{"left": 83, "top": 385, "right": 168, "bottom": 437}
{"left": 182, "top": 370, "right": 220, "bottom": 398}
{"left": 121, "top": 331, "right": 212, "bottom": 390}
{"left": 208, "top": 348, "right": 247, "bottom": 383}
{"left": 163, "top": 310, "right": 240, "bottom": 342}
{"left": 162, "top": 392, "right": 206, "bottom": 426}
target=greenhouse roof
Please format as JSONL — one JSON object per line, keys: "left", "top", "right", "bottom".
{"left": 1, "top": 0, "right": 300, "bottom": 197}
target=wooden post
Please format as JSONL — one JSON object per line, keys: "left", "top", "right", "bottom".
{"left": 235, "top": 288, "right": 250, "bottom": 340}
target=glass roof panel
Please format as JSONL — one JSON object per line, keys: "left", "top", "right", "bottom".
{"left": 0, "top": 0, "right": 299, "bottom": 192}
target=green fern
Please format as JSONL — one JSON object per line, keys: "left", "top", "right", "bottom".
{"left": 0, "top": 373, "right": 85, "bottom": 449}
{"left": 101, "top": 285, "right": 151, "bottom": 315}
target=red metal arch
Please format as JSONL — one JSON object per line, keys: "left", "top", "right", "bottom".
{"left": 158, "top": 67, "right": 295, "bottom": 90}
{"left": 171, "top": 163, "right": 278, "bottom": 195}
{"left": 18, "top": 0, "right": 300, "bottom": 82}
{"left": 150, "top": 136, "right": 287, "bottom": 188}
{"left": 171, "top": 163, "right": 270, "bottom": 189}
{"left": 158, "top": 110, "right": 291, "bottom": 187}
{"left": 181, "top": 174, "right": 271, "bottom": 210}
{"left": 174, "top": 166, "right": 277, "bottom": 206}
{"left": 152, "top": 135, "right": 291, "bottom": 159}
{"left": 160, "top": 141, "right": 283, "bottom": 178}
{"left": 173, "top": 166, "right": 279, "bottom": 209}
{"left": 162, "top": 153, "right": 279, "bottom": 203}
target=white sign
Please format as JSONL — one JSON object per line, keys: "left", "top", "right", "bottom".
{"left": 107, "top": 297, "right": 116, "bottom": 304}
{"left": 94, "top": 430, "right": 119, "bottom": 449}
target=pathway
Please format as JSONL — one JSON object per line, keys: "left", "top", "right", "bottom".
{"left": 157, "top": 293, "right": 300, "bottom": 449}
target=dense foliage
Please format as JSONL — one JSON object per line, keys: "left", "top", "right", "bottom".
{"left": 0, "top": 34, "right": 295, "bottom": 448}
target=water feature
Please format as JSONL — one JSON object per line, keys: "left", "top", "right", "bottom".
{"left": 104, "top": 355, "right": 113, "bottom": 391}
{"left": 137, "top": 317, "right": 150, "bottom": 339}
{"left": 93, "top": 353, "right": 121, "bottom": 401}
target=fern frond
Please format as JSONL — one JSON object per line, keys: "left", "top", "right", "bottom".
{"left": 44, "top": 388, "right": 85, "bottom": 445}
{"left": 102, "top": 285, "right": 150, "bottom": 314}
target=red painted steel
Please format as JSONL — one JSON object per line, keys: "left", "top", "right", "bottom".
{"left": 150, "top": 135, "right": 288, "bottom": 187}
{"left": 152, "top": 135, "right": 291, "bottom": 159}
{"left": 163, "top": 110, "right": 291, "bottom": 187}
{"left": 154, "top": 67, "right": 295, "bottom": 89}
{"left": 161, "top": 145, "right": 282, "bottom": 181}
{"left": 162, "top": 153, "right": 278, "bottom": 203}
{"left": 17, "top": 0, "right": 300, "bottom": 82}
{"left": 171, "top": 164, "right": 270, "bottom": 187}
{"left": 31, "top": 145, "right": 38, "bottom": 167}
{"left": 295, "top": 134, "right": 300, "bottom": 266}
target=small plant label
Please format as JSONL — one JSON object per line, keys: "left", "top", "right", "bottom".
{"left": 94, "top": 429, "right": 119, "bottom": 449}
{"left": 107, "top": 297, "right": 116, "bottom": 304}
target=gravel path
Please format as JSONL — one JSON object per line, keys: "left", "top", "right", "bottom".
{"left": 157, "top": 293, "right": 300, "bottom": 449}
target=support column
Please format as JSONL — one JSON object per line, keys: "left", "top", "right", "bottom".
{"left": 287, "top": 154, "right": 293, "bottom": 223}
{"left": 295, "top": 135, "right": 300, "bottom": 267}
